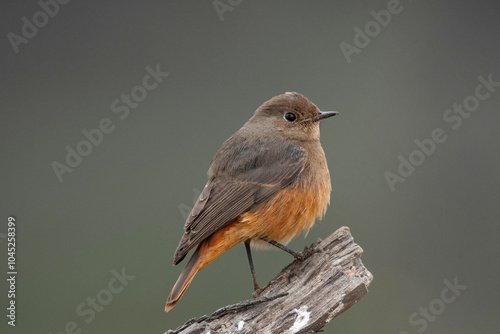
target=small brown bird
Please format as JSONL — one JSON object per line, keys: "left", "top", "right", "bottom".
{"left": 165, "top": 92, "right": 338, "bottom": 312}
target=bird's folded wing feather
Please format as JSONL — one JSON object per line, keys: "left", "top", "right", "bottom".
{"left": 173, "top": 143, "right": 306, "bottom": 264}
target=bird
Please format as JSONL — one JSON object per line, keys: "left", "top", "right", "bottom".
{"left": 165, "top": 92, "right": 338, "bottom": 312}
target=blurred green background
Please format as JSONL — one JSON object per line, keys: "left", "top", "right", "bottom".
{"left": 1, "top": 1, "right": 499, "bottom": 333}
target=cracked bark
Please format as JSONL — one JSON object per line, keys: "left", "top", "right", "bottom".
{"left": 166, "top": 226, "right": 373, "bottom": 334}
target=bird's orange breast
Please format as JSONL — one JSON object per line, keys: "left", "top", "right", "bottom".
{"left": 239, "top": 182, "right": 330, "bottom": 248}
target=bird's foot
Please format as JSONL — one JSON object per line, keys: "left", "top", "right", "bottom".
{"left": 294, "top": 245, "right": 321, "bottom": 261}
{"left": 252, "top": 287, "right": 263, "bottom": 298}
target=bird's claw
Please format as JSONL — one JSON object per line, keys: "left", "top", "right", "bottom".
{"left": 294, "top": 246, "right": 321, "bottom": 261}
{"left": 252, "top": 287, "right": 263, "bottom": 298}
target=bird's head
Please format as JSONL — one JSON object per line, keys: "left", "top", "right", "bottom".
{"left": 251, "top": 92, "right": 338, "bottom": 142}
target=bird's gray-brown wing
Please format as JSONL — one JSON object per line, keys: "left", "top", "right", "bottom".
{"left": 173, "top": 143, "right": 306, "bottom": 265}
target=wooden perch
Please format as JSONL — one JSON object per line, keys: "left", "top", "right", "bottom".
{"left": 166, "top": 226, "right": 373, "bottom": 334}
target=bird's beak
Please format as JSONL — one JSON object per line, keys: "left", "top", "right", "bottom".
{"left": 313, "top": 111, "right": 339, "bottom": 122}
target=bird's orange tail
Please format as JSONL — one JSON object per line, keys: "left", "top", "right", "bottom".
{"left": 165, "top": 246, "right": 202, "bottom": 313}
{"left": 165, "top": 221, "right": 245, "bottom": 312}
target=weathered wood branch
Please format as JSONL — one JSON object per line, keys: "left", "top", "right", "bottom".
{"left": 166, "top": 226, "right": 373, "bottom": 334}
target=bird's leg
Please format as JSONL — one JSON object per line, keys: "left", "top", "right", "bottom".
{"left": 264, "top": 239, "right": 303, "bottom": 259}
{"left": 244, "top": 240, "right": 262, "bottom": 297}
{"left": 261, "top": 238, "right": 319, "bottom": 260}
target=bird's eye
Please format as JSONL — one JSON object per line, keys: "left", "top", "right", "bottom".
{"left": 284, "top": 112, "right": 297, "bottom": 122}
